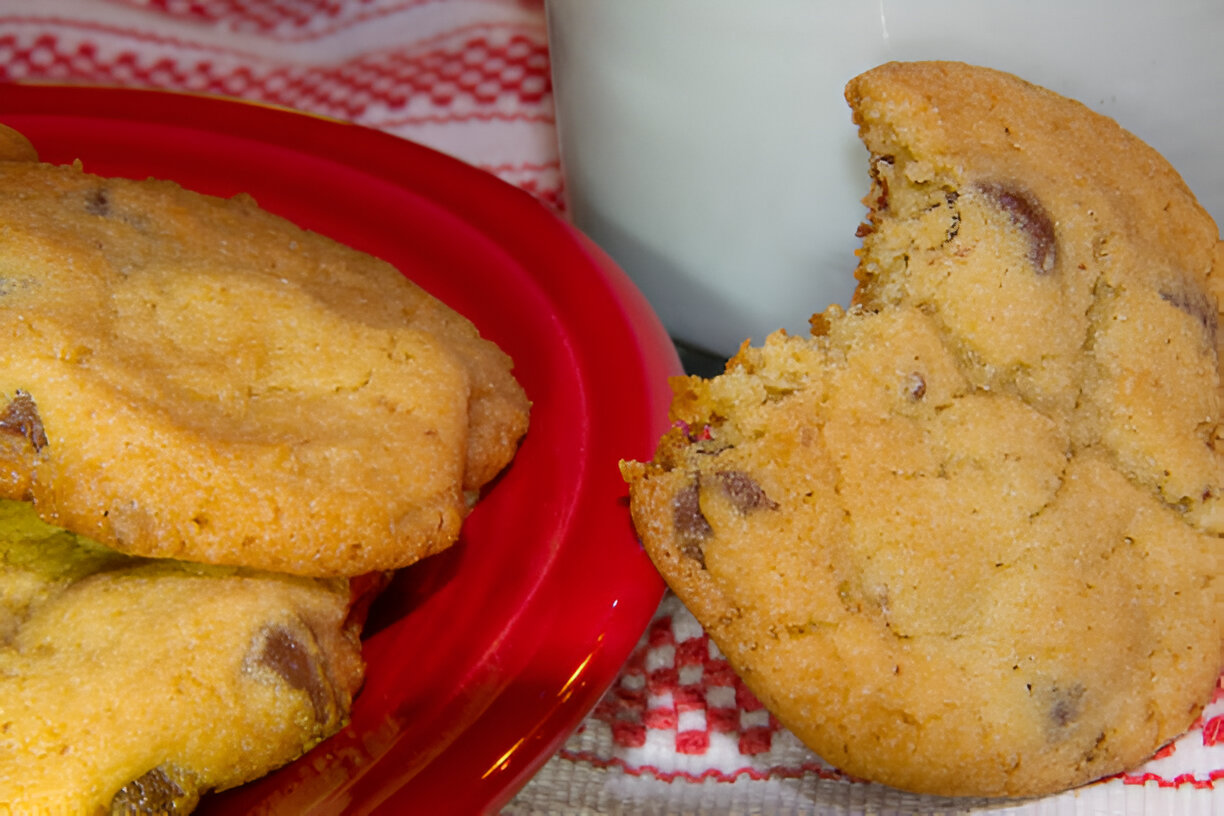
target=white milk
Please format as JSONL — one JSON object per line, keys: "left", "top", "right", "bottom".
{"left": 547, "top": 0, "right": 1224, "bottom": 356}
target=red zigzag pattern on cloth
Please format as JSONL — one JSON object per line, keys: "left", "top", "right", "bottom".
{"left": 0, "top": 25, "right": 550, "bottom": 119}
{"left": 0, "top": 12, "right": 560, "bottom": 207}
{"left": 100, "top": 0, "right": 543, "bottom": 41}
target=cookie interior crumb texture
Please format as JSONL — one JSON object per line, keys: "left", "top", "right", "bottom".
{"left": 0, "top": 124, "right": 529, "bottom": 577}
{"left": 0, "top": 498, "right": 365, "bottom": 811}
{"left": 623, "top": 61, "right": 1224, "bottom": 797}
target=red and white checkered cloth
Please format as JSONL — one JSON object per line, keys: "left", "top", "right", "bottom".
{"left": 1, "top": 3, "right": 1220, "bottom": 813}
{"left": 0, "top": 0, "right": 562, "bottom": 207}
{"left": 508, "top": 594, "right": 1224, "bottom": 814}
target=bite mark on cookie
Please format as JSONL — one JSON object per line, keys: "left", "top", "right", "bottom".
{"left": 0, "top": 390, "right": 48, "bottom": 452}
{"left": 976, "top": 182, "right": 1056, "bottom": 274}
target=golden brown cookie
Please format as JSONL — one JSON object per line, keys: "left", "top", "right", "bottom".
{"left": 0, "top": 124, "right": 37, "bottom": 163}
{"left": 0, "top": 498, "right": 365, "bottom": 812}
{"left": 623, "top": 62, "right": 1223, "bottom": 797}
{"left": 0, "top": 128, "right": 528, "bottom": 576}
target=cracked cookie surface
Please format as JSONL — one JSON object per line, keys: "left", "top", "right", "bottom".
{"left": 622, "top": 62, "right": 1224, "bottom": 797}
{"left": 0, "top": 498, "right": 365, "bottom": 813}
{"left": 0, "top": 126, "right": 528, "bottom": 576}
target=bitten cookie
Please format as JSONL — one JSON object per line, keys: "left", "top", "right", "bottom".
{"left": 0, "top": 498, "right": 366, "bottom": 813}
{"left": 0, "top": 126, "right": 528, "bottom": 577}
{"left": 623, "top": 62, "right": 1224, "bottom": 797}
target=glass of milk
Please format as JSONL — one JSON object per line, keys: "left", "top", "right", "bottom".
{"left": 546, "top": 0, "right": 1224, "bottom": 358}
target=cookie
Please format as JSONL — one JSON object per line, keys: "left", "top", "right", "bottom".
{"left": 622, "top": 61, "right": 1223, "bottom": 797}
{"left": 0, "top": 124, "right": 36, "bottom": 163}
{"left": 0, "top": 128, "right": 528, "bottom": 576}
{"left": 0, "top": 498, "right": 366, "bottom": 812}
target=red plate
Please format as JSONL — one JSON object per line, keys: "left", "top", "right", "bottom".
{"left": 0, "top": 86, "right": 678, "bottom": 813}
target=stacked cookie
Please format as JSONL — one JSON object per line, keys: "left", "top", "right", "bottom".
{"left": 624, "top": 62, "right": 1223, "bottom": 797}
{"left": 0, "top": 126, "right": 528, "bottom": 811}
